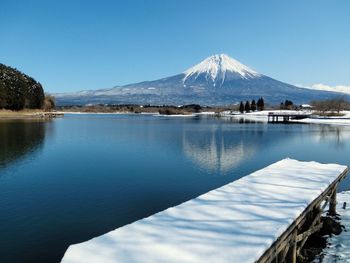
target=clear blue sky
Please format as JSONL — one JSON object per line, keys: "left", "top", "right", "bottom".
{"left": 1, "top": 0, "right": 349, "bottom": 93}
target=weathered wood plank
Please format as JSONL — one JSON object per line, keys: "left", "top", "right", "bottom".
{"left": 329, "top": 184, "right": 338, "bottom": 216}
{"left": 286, "top": 230, "right": 297, "bottom": 263}
{"left": 257, "top": 167, "right": 348, "bottom": 263}
{"left": 296, "top": 222, "right": 323, "bottom": 243}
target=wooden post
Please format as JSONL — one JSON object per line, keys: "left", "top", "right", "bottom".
{"left": 286, "top": 230, "right": 297, "bottom": 263}
{"left": 329, "top": 185, "right": 337, "bottom": 216}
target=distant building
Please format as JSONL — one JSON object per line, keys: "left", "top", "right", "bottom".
{"left": 300, "top": 104, "right": 313, "bottom": 110}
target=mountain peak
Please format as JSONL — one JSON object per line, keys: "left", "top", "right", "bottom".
{"left": 183, "top": 54, "right": 261, "bottom": 86}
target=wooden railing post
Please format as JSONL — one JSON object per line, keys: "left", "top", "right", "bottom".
{"left": 286, "top": 230, "right": 297, "bottom": 263}
{"left": 329, "top": 184, "right": 337, "bottom": 216}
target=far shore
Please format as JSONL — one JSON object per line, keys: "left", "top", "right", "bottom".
{"left": 55, "top": 109, "right": 350, "bottom": 126}
{"left": 2, "top": 108, "right": 350, "bottom": 126}
{"left": 0, "top": 109, "right": 63, "bottom": 119}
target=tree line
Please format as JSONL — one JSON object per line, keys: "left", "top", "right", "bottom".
{"left": 311, "top": 97, "right": 350, "bottom": 114}
{"left": 239, "top": 97, "right": 265, "bottom": 113}
{"left": 280, "top": 100, "right": 294, "bottom": 110}
{"left": 0, "top": 63, "right": 47, "bottom": 110}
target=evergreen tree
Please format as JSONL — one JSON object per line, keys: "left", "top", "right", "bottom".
{"left": 0, "top": 63, "right": 45, "bottom": 110}
{"left": 244, "top": 101, "right": 251, "bottom": 113}
{"left": 285, "top": 100, "right": 294, "bottom": 109}
{"left": 260, "top": 97, "right": 264, "bottom": 111}
{"left": 239, "top": 101, "right": 244, "bottom": 113}
{"left": 251, "top": 99, "right": 257, "bottom": 111}
{"left": 257, "top": 97, "right": 265, "bottom": 111}
{"left": 280, "top": 102, "right": 285, "bottom": 109}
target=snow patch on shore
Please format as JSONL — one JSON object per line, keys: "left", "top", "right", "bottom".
{"left": 292, "top": 118, "right": 350, "bottom": 126}
{"left": 221, "top": 110, "right": 350, "bottom": 126}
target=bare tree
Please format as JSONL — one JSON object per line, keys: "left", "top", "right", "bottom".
{"left": 311, "top": 96, "right": 349, "bottom": 115}
{"left": 43, "top": 95, "right": 56, "bottom": 111}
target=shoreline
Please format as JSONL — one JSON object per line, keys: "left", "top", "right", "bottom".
{"left": 0, "top": 110, "right": 64, "bottom": 119}
{"left": 2, "top": 109, "right": 350, "bottom": 126}
{"left": 60, "top": 111, "right": 218, "bottom": 117}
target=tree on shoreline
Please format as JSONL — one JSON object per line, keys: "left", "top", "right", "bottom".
{"left": 239, "top": 101, "right": 244, "bottom": 113}
{"left": 0, "top": 63, "right": 45, "bottom": 110}
{"left": 251, "top": 99, "right": 257, "bottom": 111}
{"left": 311, "top": 97, "right": 349, "bottom": 114}
{"left": 245, "top": 101, "right": 251, "bottom": 113}
{"left": 257, "top": 97, "right": 264, "bottom": 111}
{"left": 43, "top": 95, "right": 56, "bottom": 111}
{"left": 280, "top": 100, "right": 294, "bottom": 110}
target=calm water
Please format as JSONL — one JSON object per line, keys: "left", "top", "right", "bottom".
{"left": 1, "top": 114, "right": 350, "bottom": 263}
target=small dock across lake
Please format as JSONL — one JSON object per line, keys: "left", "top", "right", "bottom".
{"left": 61, "top": 159, "right": 348, "bottom": 263}
{"left": 267, "top": 112, "right": 311, "bottom": 123}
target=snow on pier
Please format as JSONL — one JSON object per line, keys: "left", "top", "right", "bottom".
{"left": 61, "top": 159, "right": 348, "bottom": 263}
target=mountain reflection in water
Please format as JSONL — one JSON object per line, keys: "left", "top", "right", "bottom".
{"left": 182, "top": 126, "right": 255, "bottom": 174}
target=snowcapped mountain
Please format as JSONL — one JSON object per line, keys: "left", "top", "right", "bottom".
{"left": 183, "top": 54, "right": 261, "bottom": 87}
{"left": 55, "top": 54, "right": 346, "bottom": 106}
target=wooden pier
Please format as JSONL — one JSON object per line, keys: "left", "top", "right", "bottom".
{"left": 267, "top": 112, "right": 311, "bottom": 123}
{"left": 61, "top": 159, "right": 348, "bottom": 263}
{"left": 257, "top": 163, "right": 347, "bottom": 263}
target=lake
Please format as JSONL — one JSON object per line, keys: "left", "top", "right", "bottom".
{"left": 1, "top": 114, "right": 350, "bottom": 263}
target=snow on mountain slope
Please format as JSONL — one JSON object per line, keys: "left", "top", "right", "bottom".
{"left": 184, "top": 54, "right": 260, "bottom": 82}
{"left": 298, "top": 83, "right": 350, "bottom": 95}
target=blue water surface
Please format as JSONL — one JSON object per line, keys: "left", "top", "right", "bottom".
{"left": 0, "top": 114, "right": 349, "bottom": 263}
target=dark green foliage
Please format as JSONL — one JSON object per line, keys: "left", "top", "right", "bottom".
{"left": 0, "top": 63, "right": 45, "bottom": 110}
{"left": 244, "top": 101, "right": 251, "bottom": 113}
{"left": 280, "top": 100, "right": 294, "bottom": 110}
{"left": 239, "top": 101, "right": 244, "bottom": 113}
{"left": 158, "top": 104, "right": 202, "bottom": 115}
{"left": 257, "top": 97, "right": 264, "bottom": 111}
{"left": 181, "top": 104, "right": 202, "bottom": 112}
{"left": 285, "top": 100, "right": 293, "bottom": 107}
{"left": 251, "top": 99, "right": 256, "bottom": 111}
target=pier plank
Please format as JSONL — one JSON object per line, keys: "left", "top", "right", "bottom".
{"left": 61, "top": 159, "right": 348, "bottom": 263}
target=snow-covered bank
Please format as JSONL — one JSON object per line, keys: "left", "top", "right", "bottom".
{"left": 315, "top": 191, "right": 350, "bottom": 262}
{"left": 222, "top": 110, "right": 350, "bottom": 126}
{"left": 289, "top": 111, "right": 350, "bottom": 125}
{"left": 61, "top": 159, "right": 347, "bottom": 263}
{"left": 291, "top": 118, "right": 350, "bottom": 126}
